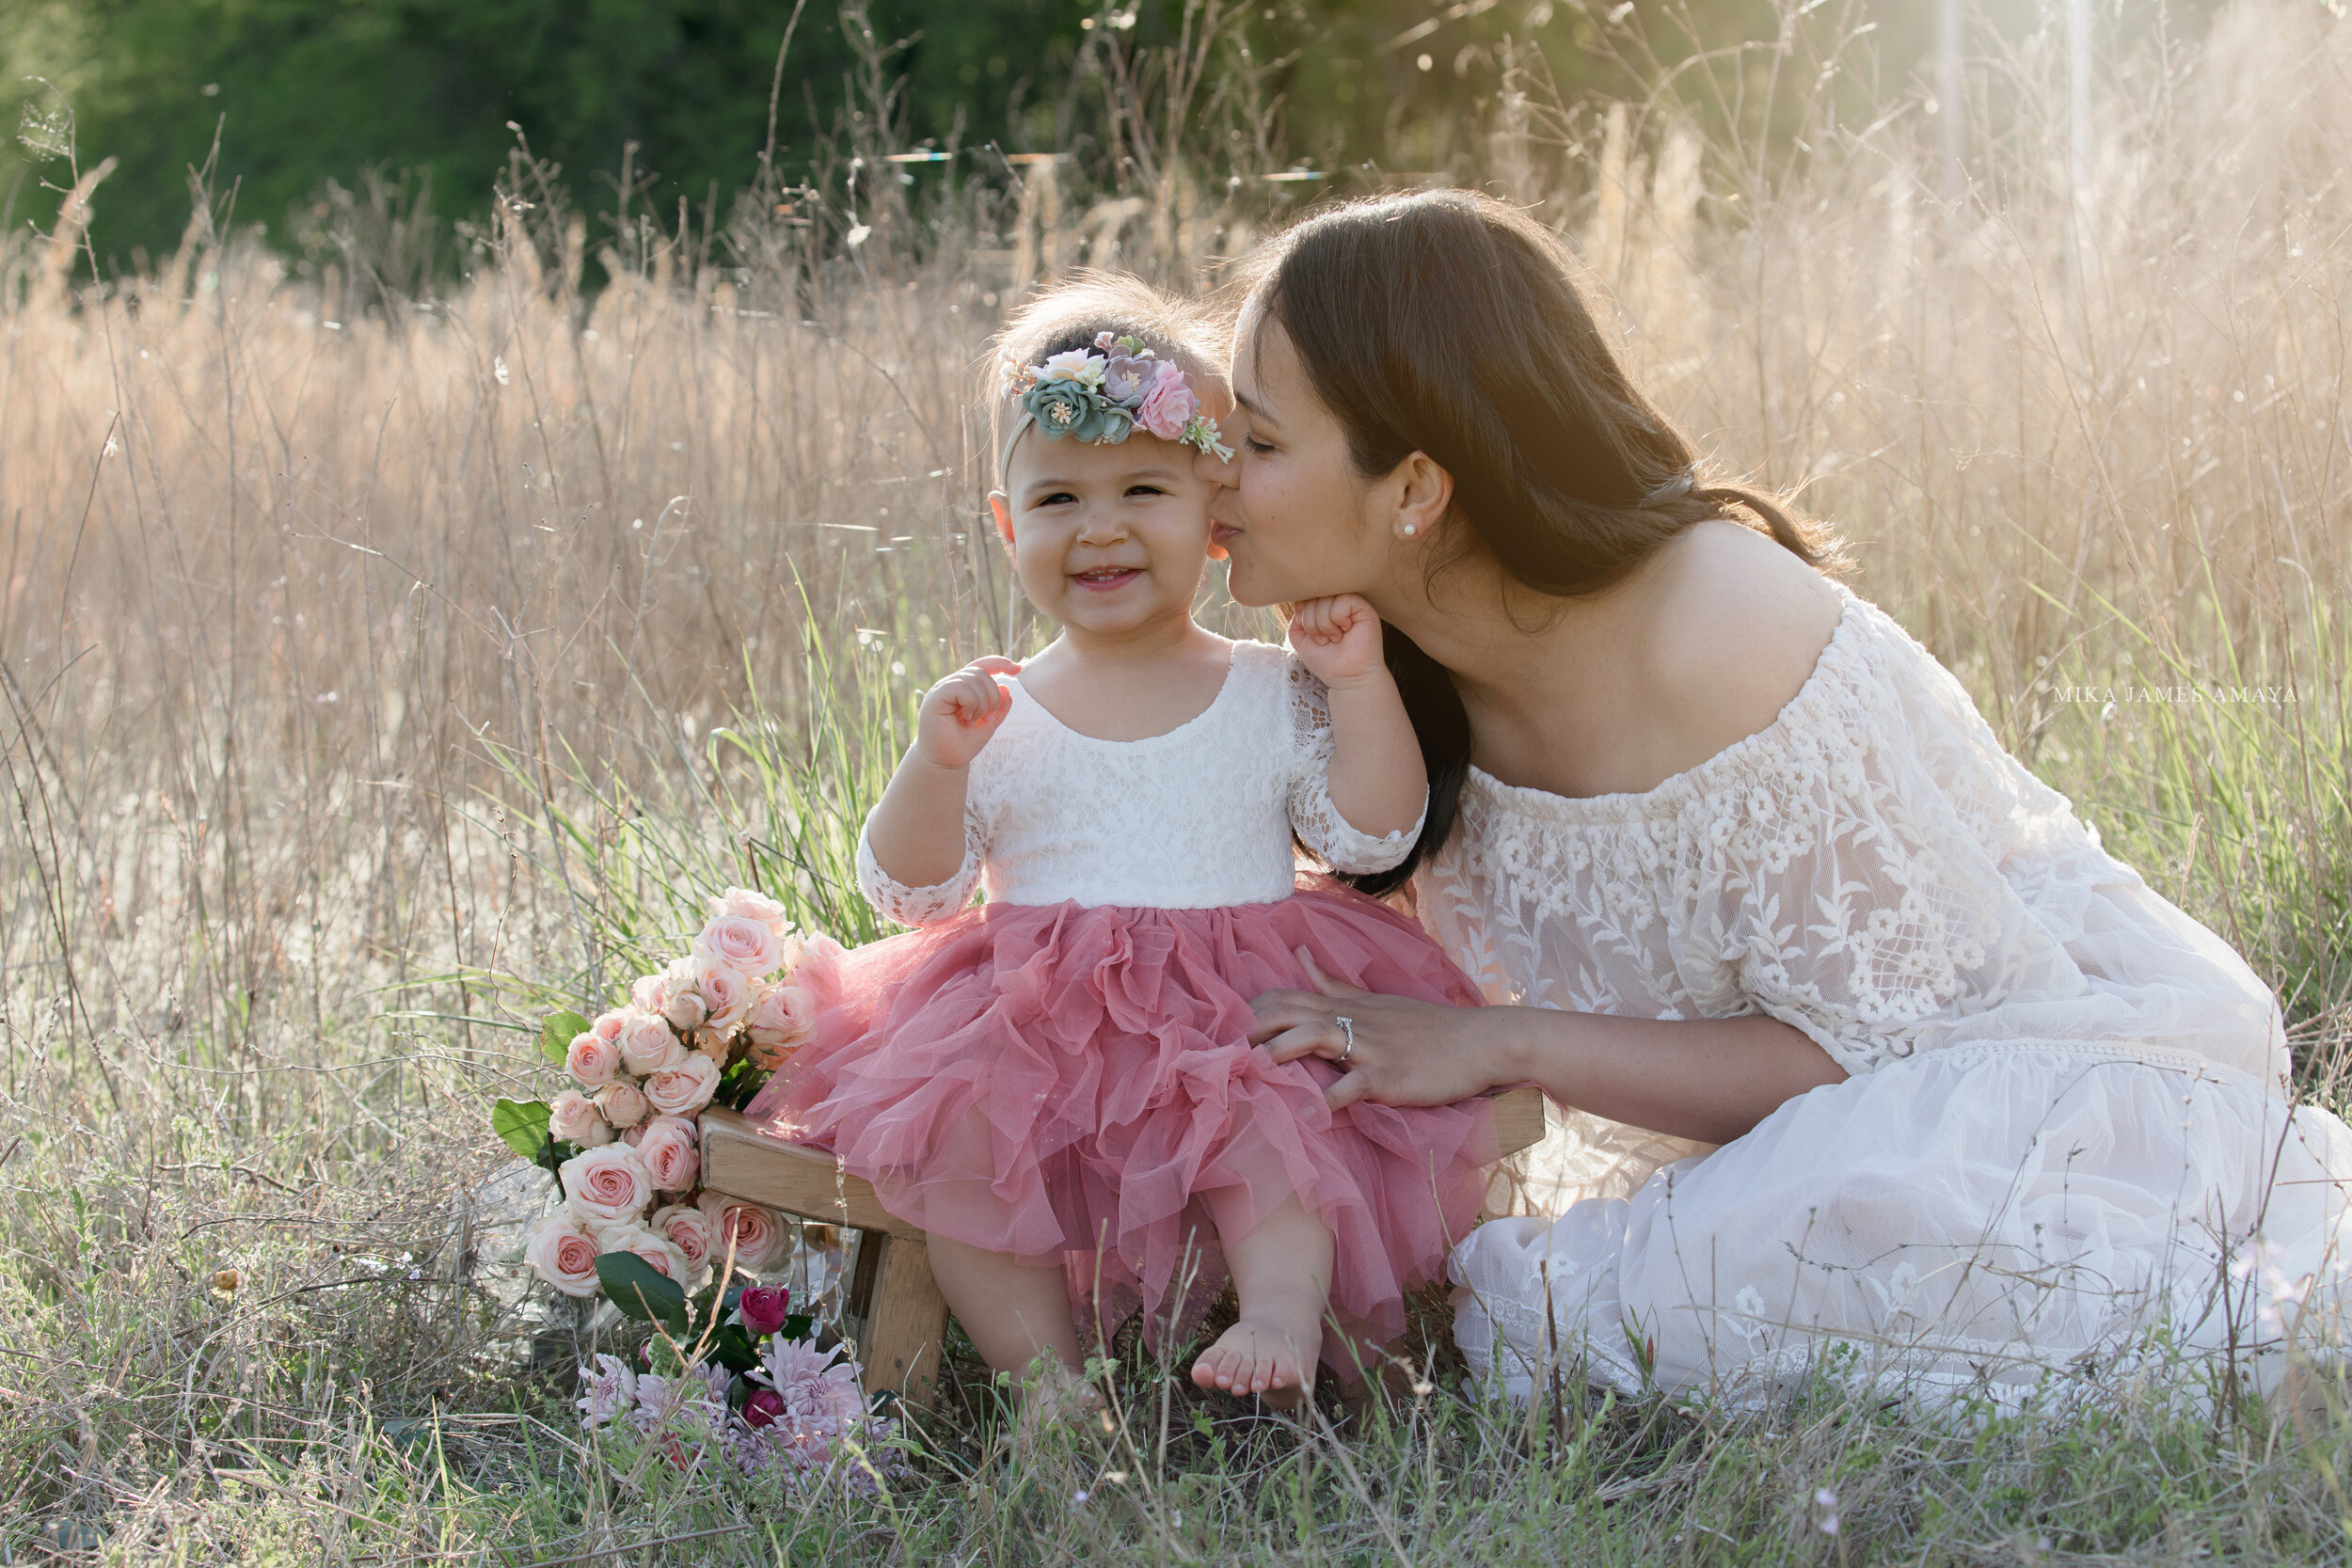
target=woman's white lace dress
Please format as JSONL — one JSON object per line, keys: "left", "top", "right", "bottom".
{"left": 1427, "top": 585, "right": 2352, "bottom": 1408}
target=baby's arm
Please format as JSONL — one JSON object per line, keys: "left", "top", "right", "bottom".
{"left": 860, "top": 656, "right": 1020, "bottom": 922}
{"left": 1286, "top": 596, "right": 1427, "bottom": 866}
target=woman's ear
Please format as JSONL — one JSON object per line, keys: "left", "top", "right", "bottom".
{"left": 1391, "top": 451, "right": 1455, "bottom": 542}
{"left": 988, "top": 491, "right": 1014, "bottom": 549}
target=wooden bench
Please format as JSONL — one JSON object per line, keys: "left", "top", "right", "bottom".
{"left": 699, "top": 1086, "right": 1550, "bottom": 1407}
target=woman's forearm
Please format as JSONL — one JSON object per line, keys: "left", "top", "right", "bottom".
{"left": 1500, "top": 1007, "right": 1846, "bottom": 1146}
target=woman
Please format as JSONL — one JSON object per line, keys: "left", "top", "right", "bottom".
{"left": 1205, "top": 188, "right": 2351, "bottom": 1409}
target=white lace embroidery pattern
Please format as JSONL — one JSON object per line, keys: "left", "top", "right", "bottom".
{"left": 1415, "top": 589, "right": 2284, "bottom": 1081}
{"left": 854, "top": 641, "right": 1427, "bottom": 926}
{"left": 1432, "top": 586, "right": 2328, "bottom": 1412}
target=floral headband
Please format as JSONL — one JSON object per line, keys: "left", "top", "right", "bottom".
{"left": 997, "top": 332, "right": 1235, "bottom": 484}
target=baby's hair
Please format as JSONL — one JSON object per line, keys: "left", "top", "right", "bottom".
{"left": 984, "top": 271, "right": 1230, "bottom": 481}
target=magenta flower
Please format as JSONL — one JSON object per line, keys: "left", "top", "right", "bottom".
{"left": 739, "top": 1285, "right": 792, "bottom": 1336}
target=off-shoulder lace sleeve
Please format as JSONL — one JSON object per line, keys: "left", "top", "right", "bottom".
{"left": 1684, "top": 628, "right": 2091, "bottom": 1077}
{"left": 855, "top": 801, "right": 985, "bottom": 928}
{"left": 1284, "top": 656, "right": 1425, "bottom": 875}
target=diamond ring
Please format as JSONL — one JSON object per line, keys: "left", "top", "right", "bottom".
{"left": 1335, "top": 1015, "right": 1356, "bottom": 1064}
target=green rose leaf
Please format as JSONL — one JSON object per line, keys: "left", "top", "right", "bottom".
{"left": 710, "top": 1324, "right": 761, "bottom": 1373}
{"left": 596, "top": 1253, "right": 689, "bottom": 1331}
{"left": 490, "top": 1099, "right": 553, "bottom": 1163}
{"left": 541, "top": 1010, "right": 593, "bottom": 1065}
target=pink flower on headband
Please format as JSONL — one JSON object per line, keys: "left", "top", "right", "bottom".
{"left": 1136, "top": 360, "right": 1197, "bottom": 441}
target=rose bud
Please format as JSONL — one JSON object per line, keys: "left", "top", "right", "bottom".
{"left": 742, "top": 1387, "right": 786, "bottom": 1429}
{"left": 738, "top": 1285, "right": 791, "bottom": 1336}
{"left": 662, "top": 989, "right": 708, "bottom": 1032}
{"left": 595, "top": 1080, "right": 650, "bottom": 1130}
{"left": 617, "top": 1010, "right": 685, "bottom": 1076}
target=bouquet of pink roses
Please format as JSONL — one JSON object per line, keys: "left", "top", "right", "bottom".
{"left": 494, "top": 886, "right": 840, "bottom": 1303}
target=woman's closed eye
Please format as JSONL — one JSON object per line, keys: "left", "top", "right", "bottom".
{"left": 1243, "top": 436, "right": 1277, "bottom": 456}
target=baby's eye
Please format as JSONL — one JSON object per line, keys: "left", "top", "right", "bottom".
{"left": 1124, "top": 483, "right": 1168, "bottom": 498}
{"left": 1036, "top": 490, "right": 1078, "bottom": 507}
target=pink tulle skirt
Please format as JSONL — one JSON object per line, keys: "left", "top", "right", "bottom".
{"left": 745, "top": 879, "right": 1499, "bottom": 1369}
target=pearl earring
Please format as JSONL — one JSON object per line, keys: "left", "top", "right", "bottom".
{"left": 1402, "top": 523, "right": 1417, "bottom": 536}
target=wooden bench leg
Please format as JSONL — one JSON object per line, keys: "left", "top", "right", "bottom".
{"left": 858, "top": 1231, "right": 947, "bottom": 1409}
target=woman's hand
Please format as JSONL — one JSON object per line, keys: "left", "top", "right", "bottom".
{"left": 914, "top": 657, "right": 1022, "bottom": 770}
{"left": 1249, "top": 951, "right": 1523, "bottom": 1112}
{"left": 1286, "top": 594, "right": 1386, "bottom": 689}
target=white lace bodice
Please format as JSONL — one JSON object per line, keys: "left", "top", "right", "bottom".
{"left": 1415, "top": 585, "right": 2291, "bottom": 1206}
{"left": 857, "top": 640, "right": 1422, "bottom": 921}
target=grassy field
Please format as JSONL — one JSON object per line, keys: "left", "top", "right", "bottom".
{"left": 2, "top": 0, "right": 2349, "bottom": 1560}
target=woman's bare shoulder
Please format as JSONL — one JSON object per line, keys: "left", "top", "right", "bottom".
{"left": 1633, "top": 521, "right": 1847, "bottom": 772}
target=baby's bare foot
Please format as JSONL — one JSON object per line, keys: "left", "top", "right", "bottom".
{"left": 1191, "top": 1315, "right": 1315, "bottom": 1408}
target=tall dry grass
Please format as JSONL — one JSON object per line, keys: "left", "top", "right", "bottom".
{"left": 0, "top": 0, "right": 2348, "bottom": 1558}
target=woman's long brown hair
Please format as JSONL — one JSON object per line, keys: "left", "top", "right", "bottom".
{"left": 1242, "top": 188, "right": 1841, "bottom": 896}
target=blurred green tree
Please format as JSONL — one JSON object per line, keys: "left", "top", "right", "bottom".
{"left": 0, "top": 0, "right": 2217, "bottom": 278}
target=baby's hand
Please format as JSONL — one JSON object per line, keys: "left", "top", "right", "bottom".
{"left": 1287, "top": 594, "right": 1387, "bottom": 689}
{"left": 914, "top": 657, "right": 1022, "bottom": 769}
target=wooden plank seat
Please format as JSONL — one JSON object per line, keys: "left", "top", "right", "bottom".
{"left": 699, "top": 1086, "right": 1551, "bottom": 1408}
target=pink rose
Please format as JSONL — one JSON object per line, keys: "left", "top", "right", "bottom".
{"left": 565, "top": 1032, "right": 620, "bottom": 1089}
{"left": 739, "top": 1284, "right": 791, "bottom": 1335}
{"left": 637, "top": 1115, "right": 702, "bottom": 1194}
{"left": 697, "top": 1194, "right": 789, "bottom": 1272}
{"left": 712, "top": 886, "right": 791, "bottom": 935}
{"left": 596, "top": 1221, "right": 690, "bottom": 1284}
{"left": 1136, "top": 360, "right": 1196, "bottom": 440}
{"left": 629, "top": 972, "right": 668, "bottom": 1014}
{"left": 643, "top": 1054, "right": 721, "bottom": 1117}
{"left": 745, "top": 986, "right": 816, "bottom": 1068}
{"left": 790, "top": 932, "right": 847, "bottom": 995}
{"left": 618, "top": 1010, "right": 685, "bottom": 1076}
{"left": 649, "top": 1202, "right": 714, "bottom": 1275}
{"left": 691, "top": 959, "right": 755, "bottom": 1035}
{"left": 661, "top": 989, "right": 708, "bottom": 1032}
{"left": 525, "top": 1213, "right": 605, "bottom": 1297}
{"left": 560, "top": 1143, "right": 654, "bottom": 1227}
{"left": 595, "top": 1080, "right": 650, "bottom": 1130}
{"left": 591, "top": 1009, "right": 628, "bottom": 1042}
{"left": 548, "top": 1089, "right": 612, "bottom": 1148}
{"left": 694, "top": 912, "right": 786, "bottom": 977}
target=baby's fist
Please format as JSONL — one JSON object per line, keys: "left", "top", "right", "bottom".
{"left": 1287, "top": 594, "right": 1386, "bottom": 688}
{"left": 914, "top": 656, "right": 1021, "bottom": 769}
